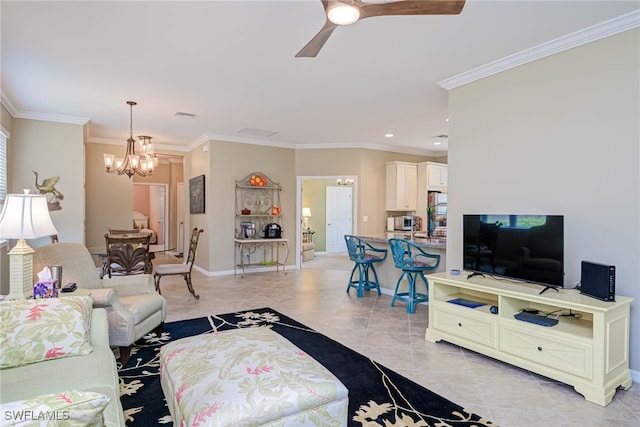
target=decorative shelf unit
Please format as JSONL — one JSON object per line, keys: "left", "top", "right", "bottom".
{"left": 235, "top": 172, "right": 283, "bottom": 238}
{"left": 234, "top": 172, "right": 288, "bottom": 276}
{"left": 425, "top": 272, "right": 633, "bottom": 406}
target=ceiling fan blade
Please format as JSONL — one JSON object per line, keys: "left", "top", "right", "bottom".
{"left": 296, "top": 19, "right": 339, "bottom": 58}
{"left": 359, "top": 0, "right": 466, "bottom": 19}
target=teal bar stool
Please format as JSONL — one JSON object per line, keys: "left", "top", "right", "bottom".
{"left": 388, "top": 238, "right": 440, "bottom": 313}
{"left": 344, "top": 235, "right": 388, "bottom": 297}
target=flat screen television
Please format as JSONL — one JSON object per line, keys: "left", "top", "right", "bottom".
{"left": 463, "top": 214, "right": 564, "bottom": 293}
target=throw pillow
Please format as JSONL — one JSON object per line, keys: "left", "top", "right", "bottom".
{"left": 0, "top": 296, "right": 93, "bottom": 369}
{"left": 0, "top": 390, "right": 109, "bottom": 427}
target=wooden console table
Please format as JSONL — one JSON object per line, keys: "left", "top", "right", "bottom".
{"left": 425, "top": 271, "right": 633, "bottom": 406}
{"left": 233, "top": 238, "right": 289, "bottom": 277}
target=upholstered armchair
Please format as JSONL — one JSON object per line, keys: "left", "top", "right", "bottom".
{"left": 32, "top": 243, "right": 167, "bottom": 365}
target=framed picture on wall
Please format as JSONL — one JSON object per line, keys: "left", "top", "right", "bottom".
{"left": 189, "top": 174, "right": 205, "bottom": 214}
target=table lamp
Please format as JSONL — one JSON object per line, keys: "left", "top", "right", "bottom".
{"left": 0, "top": 190, "right": 58, "bottom": 299}
{"left": 302, "top": 207, "right": 311, "bottom": 230}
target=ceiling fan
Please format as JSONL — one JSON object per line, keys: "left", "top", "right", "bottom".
{"left": 296, "top": 0, "right": 466, "bottom": 57}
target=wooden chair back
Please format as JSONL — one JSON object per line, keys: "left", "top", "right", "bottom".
{"left": 104, "top": 233, "right": 152, "bottom": 277}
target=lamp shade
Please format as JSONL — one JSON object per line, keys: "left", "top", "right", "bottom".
{"left": 302, "top": 207, "right": 312, "bottom": 218}
{"left": 0, "top": 191, "right": 57, "bottom": 239}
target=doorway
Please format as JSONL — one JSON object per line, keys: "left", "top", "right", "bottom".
{"left": 325, "top": 186, "right": 352, "bottom": 253}
{"left": 296, "top": 176, "right": 357, "bottom": 268}
{"left": 133, "top": 183, "right": 169, "bottom": 251}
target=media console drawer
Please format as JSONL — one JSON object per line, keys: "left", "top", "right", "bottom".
{"left": 432, "top": 303, "right": 497, "bottom": 348}
{"left": 500, "top": 323, "right": 593, "bottom": 379}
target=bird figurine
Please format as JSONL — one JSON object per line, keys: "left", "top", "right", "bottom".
{"left": 33, "top": 170, "right": 64, "bottom": 210}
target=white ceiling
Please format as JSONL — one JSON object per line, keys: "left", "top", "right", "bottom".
{"left": 2, "top": 1, "right": 638, "bottom": 156}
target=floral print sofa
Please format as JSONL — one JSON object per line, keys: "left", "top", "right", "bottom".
{"left": 0, "top": 296, "right": 125, "bottom": 426}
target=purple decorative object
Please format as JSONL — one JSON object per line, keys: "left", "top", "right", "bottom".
{"left": 33, "top": 281, "right": 58, "bottom": 299}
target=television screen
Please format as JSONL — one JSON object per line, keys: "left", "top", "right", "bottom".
{"left": 463, "top": 214, "right": 564, "bottom": 289}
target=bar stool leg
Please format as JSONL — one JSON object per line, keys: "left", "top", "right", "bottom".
{"left": 407, "top": 272, "right": 417, "bottom": 314}
{"left": 357, "top": 264, "right": 366, "bottom": 297}
{"left": 369, "top": 263, "right": 382, "bottom": 295}
{"left": 391, "top": 271, "right": 407, "bottom": 307}
{"left": 346, "top": 264, "right": 359, "bottom": 295}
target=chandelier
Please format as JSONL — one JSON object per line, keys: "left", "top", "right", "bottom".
{"left": 103, "top": 101, "right": 157, "bottom": 178}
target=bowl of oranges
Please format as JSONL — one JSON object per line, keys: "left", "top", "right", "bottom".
{"left": 249, "top": 174, "right": 267, "bottom": 187}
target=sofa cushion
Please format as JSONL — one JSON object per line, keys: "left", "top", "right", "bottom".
{"left": 0, "top": 296, "right": 93, "bottom": 369}
{"left": 0, "top": 390, "right": 109, "bottom": 427}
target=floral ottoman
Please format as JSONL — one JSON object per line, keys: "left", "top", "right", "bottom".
{"left": 159, "top": 327, "right": 349, "bottom": 426}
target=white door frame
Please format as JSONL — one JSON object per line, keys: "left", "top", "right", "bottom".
{"left": 295, "top": 175, "right": 358, "bottom": 269}
{"left": 177, "top": 182, "right": 185, "bottom": 254}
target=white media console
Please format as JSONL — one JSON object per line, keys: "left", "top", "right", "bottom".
{"left": 425, "top": 272, "right": 633, "bottom": 406}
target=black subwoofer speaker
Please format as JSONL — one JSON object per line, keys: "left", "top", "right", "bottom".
{"left": 580, "top": 261, "right": 615, "bottom": 301}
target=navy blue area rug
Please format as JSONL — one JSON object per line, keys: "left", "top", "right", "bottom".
{"left": 117, "top": 307, "right": 494, "bottom": 426}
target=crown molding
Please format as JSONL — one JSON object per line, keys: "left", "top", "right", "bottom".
{"left": 189, "top": 133, "right": 296, "bottom": 152}
{"left": 438, "top": 10, "right": 640, "bottom": 91}
{"left": 86, "top": 136, "right": 188, "bottom": 153}
{"left": 293, "top": 141, "right": 442, "bottom": 157}
{"left": 0, "top": 93, "right": 18, "bottom": 117}
{"left": 185, "top": 133, "right": 442, "bottom": 156}
{"left": 1, "top": 93, "right": 90, "bottom": 125}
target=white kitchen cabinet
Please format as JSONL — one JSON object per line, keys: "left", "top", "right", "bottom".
{"left": 425, "top": 272, "right": 633, "bottom": 406}
{"left": 386, "top": 161, "right": 417, "bottom": 211}
{"left": 427, "top": 162, "right": 447, "bottom": 190}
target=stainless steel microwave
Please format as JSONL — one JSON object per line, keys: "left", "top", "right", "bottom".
{"left": 394, "top": 216, "right": 413, "bottom": 231}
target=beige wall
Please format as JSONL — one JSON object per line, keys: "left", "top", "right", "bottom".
{"left": 11, "top": 119, "right": 85, "bottom": 244}
{"left": 169, "top": 162, "right": 184, "bottom": 249}
{"left": 207, "top": 140, "right": 296, "bottom": 272}
{"left": 186, "top": 142, "right": 211, "bottom": 270}
{"left": 85, "top": 142, "right": 135, "bottom": 250}
{"left": 447, "top": 29, "right": 640, "bottom": 371}
{"left": 0, "top": 118, "right": 84, "bottom": 295}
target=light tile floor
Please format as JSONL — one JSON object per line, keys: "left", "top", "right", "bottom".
{"left": 153, "top": 252, "right": 639, "bottom": 426}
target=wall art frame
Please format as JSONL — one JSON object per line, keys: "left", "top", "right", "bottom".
{"left": 189, "top": 174, "right": 205, "bottom": 214}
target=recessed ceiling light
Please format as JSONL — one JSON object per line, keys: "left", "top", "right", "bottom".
{"left": 327, "top": 4, "right": 360, "bottom": 25}
{"left": 445, "top": 118, "right": 449, "bottom": 122}
{"left": 384, "top": 133, "right": 394, "bottom": 138}
{"left": 433, "top": 141, "right": 442, "bottom": 146}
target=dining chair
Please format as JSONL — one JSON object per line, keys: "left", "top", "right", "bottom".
{"left": 344, "top": 235, "right": 387, "bottom": 297}
{"left": 388, "top": 238, "right": 440, "bottom": 313}
{"left": 154, "top": 228, "right": 203, "bottom": 299}
{"left": 104, "top": 232, "right": 152, "bottom": 277}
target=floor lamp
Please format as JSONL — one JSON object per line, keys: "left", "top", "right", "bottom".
{"left": 0, "top": 190, "right": 58, "bottom": 299}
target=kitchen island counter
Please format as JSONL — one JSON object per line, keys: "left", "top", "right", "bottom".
{"left": 352, "top": 235, "right": 446, "bottom": 294}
